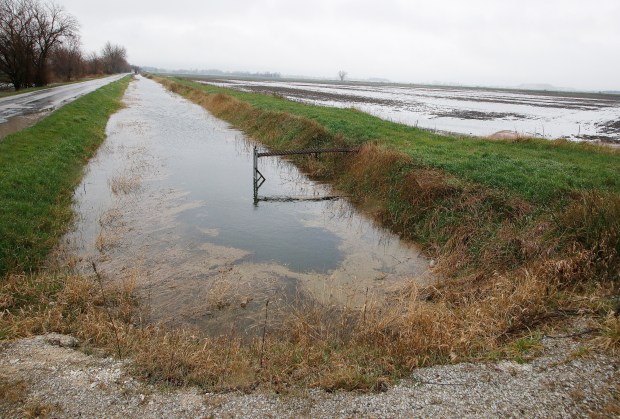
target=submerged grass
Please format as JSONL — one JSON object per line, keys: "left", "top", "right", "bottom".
{"left": 1, "top": 75, "right": 618, "bottom": 394}
{"left": 0, "top": 76, "right": 131, "bottom": 274}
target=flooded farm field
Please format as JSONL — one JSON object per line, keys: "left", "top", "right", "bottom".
{"left": 60, "top": 76, "right": 431, "bottom": 336}
{"left": 200, "top": 78, "right": 620, "bottom": 143}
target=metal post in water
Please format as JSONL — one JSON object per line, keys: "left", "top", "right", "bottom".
{"left": 253, "top": 146, "right": 258, "bottom": 203}
{"left": 251, "top": 146, "right": 356, "bottom": 203}
{"left": 252, "top": 146, "right": 266, "bottom": 204}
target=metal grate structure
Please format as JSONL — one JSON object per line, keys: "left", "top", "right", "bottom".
{"left": 252, "top": 146, "right": 359, "bottom": 204}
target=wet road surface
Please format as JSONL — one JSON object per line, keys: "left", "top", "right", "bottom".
{"left": 0, "top": 74, "right": 127, "bottom": 138}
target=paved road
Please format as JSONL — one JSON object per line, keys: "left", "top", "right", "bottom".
{"left": 0, "top": 74, "right": 127, "bottom": 124}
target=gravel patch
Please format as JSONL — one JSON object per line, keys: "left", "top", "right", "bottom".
{"left": 1, "top": 333, "right": 618, "bottom": 418}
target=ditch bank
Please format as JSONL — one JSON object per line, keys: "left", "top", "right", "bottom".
{"left": 1, "top": 74, "right": 618, "bottom": 401}
{"left": 155, "top": 76, "right": 618, "bottom": 278}
{"left": 1, "top": 331, "right": 617, "bottom": 418}
{"left": 154, "top": 75, "right": 620, "bottom": 361}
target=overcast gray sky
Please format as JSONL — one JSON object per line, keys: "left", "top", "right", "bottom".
{"left": 56, "top": 0, "right": 620, "bottom": 90}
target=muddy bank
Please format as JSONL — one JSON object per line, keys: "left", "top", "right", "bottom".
{"left": 0, "top": 112, "right": 47, "bottom": 140}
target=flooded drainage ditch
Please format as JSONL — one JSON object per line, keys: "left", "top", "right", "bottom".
{"left": 59, "top": 76, "right": 432, "bottom": 336}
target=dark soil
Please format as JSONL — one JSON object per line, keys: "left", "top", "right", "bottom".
{"left": 433, "top": 110, "right": 529, "bottom": 121}
{"left": 597, "top": 119, "right": 620, "bottom": 135}
{"left": 232, "top": 83, "right": 405, "bottom": 108}
{"left": 197, "top": 77, "right": 620, "bottom": 140}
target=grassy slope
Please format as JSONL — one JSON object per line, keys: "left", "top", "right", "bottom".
{"left": 0, "top": 76, "right": 131, "bottom": 274}
{"left": 174, "top": 78, "right": 619, "bottom": 204}
{"left": 158, "top": 76, "right": 620, "bottom": 281}
{"left": 0, "top": 75, "right": 617, "bottom": 394}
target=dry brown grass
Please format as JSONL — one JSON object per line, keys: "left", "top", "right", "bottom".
{"left": 0, "top": 376, "right": 28, "bottom": 404}
{"left": 22, "top": 400, "right": 57, "bottom": 418}
{"left": 109, "top": 174, "right": 141, "bottom": 195}
{"left": 2, "top": 77, "right": 617, "bottom": 394}
{"left": 1, "top": 254, "right": 617, "bottom": 393}
{"left": 593, "top": 313, "right": 620, "bottom": 354}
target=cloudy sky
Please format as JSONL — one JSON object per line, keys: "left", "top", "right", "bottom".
{"left": 55, "top": 0, "right": 620, "bottom": 90}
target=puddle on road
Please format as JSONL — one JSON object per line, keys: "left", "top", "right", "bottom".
{"left": 0, "top": 112, "right": 47, "bottom": 140}
{"left": 60, "top": 76, "right": 431, "bottom": 336}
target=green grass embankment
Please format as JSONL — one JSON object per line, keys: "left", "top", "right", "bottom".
{"left": 159, "top": 76, "right": 619, "bottom": 278}
{"left": 0, "top": 76, "right": 131, "bottom": 274}
{"left": 169, "top": 77, "right": 619, "bottom": 204}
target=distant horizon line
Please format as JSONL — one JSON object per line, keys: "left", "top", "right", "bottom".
{"left": 139, "top": 66, "right": 620, "bottom": 95}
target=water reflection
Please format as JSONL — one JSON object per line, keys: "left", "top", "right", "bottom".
{"left": 61, "top": 76, "right": 431, "bottom": 336}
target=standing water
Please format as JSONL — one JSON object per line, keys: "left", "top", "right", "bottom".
{"left": 61, "top": 76, "right": 431, "bottom": 335}
{"left": 205, "top": 79, "right": 620, "bottom": 143}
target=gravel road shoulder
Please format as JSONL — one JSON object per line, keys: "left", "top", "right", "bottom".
{"left": 1, "top": 332, "right": 618, "bottom": 418}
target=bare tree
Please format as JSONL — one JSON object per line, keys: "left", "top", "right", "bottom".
{"left": 30, "top": 0, "right": 78, "bottom": 86}
{"left": 51, "top": 36, "right": 83, "bottom": 81}
{"left": 84, "top": 51, "right": 103, "bottom": 75}
{"left": 101, "top": 41, "right": 130, "bottom": 74}
{"left": 0, "top": 0, "right": 36, "bottom": 90}
{"left": 0, "top": 0, "right": 77, "bottom": 89}
{"left": 338, "top": 70, "right": 347, "bottom": 81}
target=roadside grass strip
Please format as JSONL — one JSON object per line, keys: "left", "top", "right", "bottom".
{"left": 0, "top": 76, "right": 131, "bottom": 274}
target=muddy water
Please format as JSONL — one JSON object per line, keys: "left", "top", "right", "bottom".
{"left": 0, "top": 112, "right": 46, "bottom": 140}
{"left": 61, "top": 76, "right": 430, "bottom": 336}
{"left": 204, "top": 79, "right": 620, "bottom": 143}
